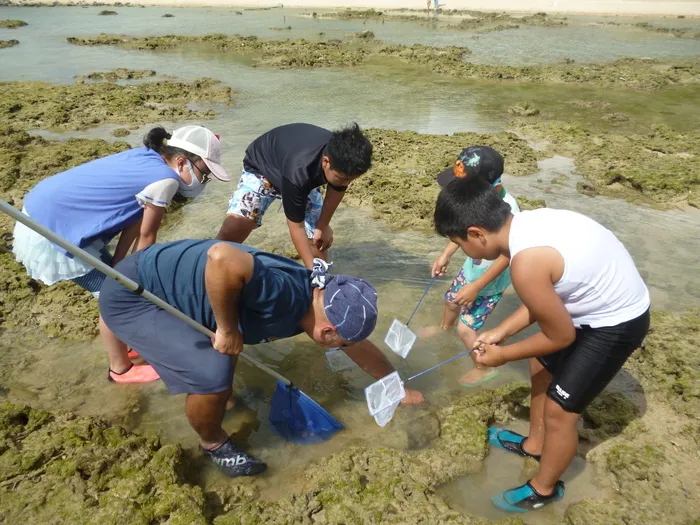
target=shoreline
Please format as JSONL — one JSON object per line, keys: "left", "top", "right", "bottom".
{"left": 4, "top": 0, "right": 700, "bottom": 17}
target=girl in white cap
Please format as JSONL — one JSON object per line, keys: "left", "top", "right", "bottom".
{"left": 12, "top": 124, "right": 230, "bottom": 383}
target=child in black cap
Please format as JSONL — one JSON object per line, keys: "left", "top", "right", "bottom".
{"left": 429, "top": 146, "right": 520, "bottom": 387}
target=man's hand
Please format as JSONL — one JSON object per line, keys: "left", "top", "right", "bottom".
{"left": 475, "top": 326, "right": 509, "bottom": 347}
{"left": 453, "top": 283, "right": 479, "bottom": 307}
{"left": 401, "top": 388, "right": 426, "bottom": 405}
{"left": 212, "top": 328, "right": 244, "bottom": 356}
{"left": 432, "top": 252, "right": 452, "bottom": 277}
{"left": 474, "top": 343, "right": 508, "bottom": 368}
{"left": 312, "top": 224, "right": 334, "bottom": 251}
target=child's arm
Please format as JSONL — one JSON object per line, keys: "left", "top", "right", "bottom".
{"left": 474, "top": 247, "right": 576, "bottom": 367}
{"left": 478, "top": 303, "right": 535, "bottom": 344}
{"left": 452, "top": 254, "right": 510, "bottom": 306}
{"left": 432, "top": 241, "right": 460, "bottom": 277}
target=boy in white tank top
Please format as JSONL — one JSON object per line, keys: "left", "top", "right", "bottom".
{"left": 434, "top": 176, "right": 650, "bottom": 513}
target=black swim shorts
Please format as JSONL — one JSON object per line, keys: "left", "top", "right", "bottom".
{"left": 538, "top": 308, "right": 650, "bottom": 414}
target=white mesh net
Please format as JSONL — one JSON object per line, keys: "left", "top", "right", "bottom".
{"left": 373, "top": 403, "right": 399, "bottom": 427}
{"left": 325, "top": 348, "right": 357, "bottom": 373}
{"left": 365, "top": 371, "right": 406, "bottom": 427}
{"left": 384, "top": 318, "right": 417, "bottom": 359}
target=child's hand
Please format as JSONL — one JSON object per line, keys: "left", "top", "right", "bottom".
{"left": 432, "top": 253, "right": 452, "bottom": 277}
{"left": 474, "top": 343, "right": 507, "bottom": 368}
{"left": 475, "top": 327, "right": 508, "bottom": 347}
{"left": 453, "top": 283, "right": 479, "bottom": 307}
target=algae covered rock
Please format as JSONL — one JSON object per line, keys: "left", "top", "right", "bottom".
{"left": 75, "top": 68, "right": 157, "bottom": 82}
{"left": 0, "top": 40, "right": 19, "bottom": 48}
{"left": 98, "top": 9, "right": 117, "bottom": 15}
{"left": 1, "top": 78, "right": 233, "bottom": 132}
{"left": 0, "top": 19, "right": 28, "bottom": 28}
{"left": 0, "top": 402, "right": 207, "bottom": 524}
{"left": 347, "top": 30, "right": 376, "bottom": 39}
{"left": 580, "top": 391, "right": 640, "bottom": 443}
{"left": 508, "top": 102, "right": 540, "bottom": 116}
{"left": 624, "top": 309, "right": 700, "bottom": 416}
{"left": 65, "top": 33, "right": 700, "bottom": 90}
{"left": 347, "top": 128, "right": 543, "bottom": 231}
{"left": 515, "top": 195, "right": 546, "bottom": 211}
{"left": 511, "top": 121, "right": 700, "bottom": 207}
{"left": 214, "top": 383, "right": 530, "bottom": 525}
{"left": 111, "top": 127, "right": 131, "bottom": 137}
{"left": 162, "top": 13, "right": 174, "bottom": 17}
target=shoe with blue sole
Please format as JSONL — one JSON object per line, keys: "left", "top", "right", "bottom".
{"left": 488, "top": 427, "right": 541, "bottom": 461}
{"left": 492, "top": 480, "right": 565, "bottom": 513}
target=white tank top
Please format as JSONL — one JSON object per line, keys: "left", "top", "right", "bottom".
{"left": 509, "top": 209, "right": 650, "bottom": 328}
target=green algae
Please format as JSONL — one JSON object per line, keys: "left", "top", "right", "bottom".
{"left": 623, "top": 309, "right": 700, "bottom": 416}
{"left": 318, "top": 8, "right": 566, "bottom": 33}
{"left": 97, "top": 9, "right": 117, "bottom": 15}
{"left": 579, "top": 391, "right": 640, "bottom": 444}
{"left": 511, "top": 120, "right": 700, "bottom": 207}
{"left": 0, "top": 19, "right": 27, "bottom": 28}
{"left": 75, "top": 68, "right": 156, "bottom": 81}
{"left": 213, "top": 383, "right": 530, "bottom": 525}
{"left": 562, "top": 308, "right": 700, "bottom": 525}
{"left": 449, "top": 11, "right": 567, "bottom": 32}
{"left": 0, "top": 386, "right": 535, "bottom": 525}
{"left": 111, "top": 127, "right": 130, "bottom": 137}
{"left": 0, "top": 40, "right": 19, "bottom": 48}
{"left": 347, "top": 30, "right": 376, "bottom": 39}
{"left": 0, "top": 402, "right": 207, "bottom": 525}
{"left": 66, "top": 34, "right": 700, "bottom": 90}
{"left": 0, "top": 77, "right": 234, "bottom": 132}
{"left": 634, "top": 22, "right": 700, "bottom": 39}
{"left": 345, "top": 128, "right": 543, "bottom": 231}
{"left": 507, "top": 102, "right": 540, "bottom": 116}
{"left": 515, "top": 196, "right": 546, "bottom": 210}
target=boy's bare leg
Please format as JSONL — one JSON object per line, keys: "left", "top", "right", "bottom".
{"left": 441, "top": 300, "right": 461, "bottom": 330}
{"left": 458, "top": 321, "right": 498, "bottom": 385}
{"left": 419, "top": 300, "right": 460, "bottom": 338}
{"left": 522, "top": 358, "right": 550, "bottom": 456}
{"left": 530, "top": 397, "right": 580, "bottom": 495}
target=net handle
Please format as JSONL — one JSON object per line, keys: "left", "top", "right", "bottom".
{"left": 0, "top": 200, "right": 292, "bottom": 386}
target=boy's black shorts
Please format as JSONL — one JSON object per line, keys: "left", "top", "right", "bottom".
{"left": 538, "top": 308, "right": 650, "bottom": 414}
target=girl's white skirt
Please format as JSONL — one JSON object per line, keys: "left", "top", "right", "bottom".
{"left": 12, "top": 208, "right": 105, "bottom": 286}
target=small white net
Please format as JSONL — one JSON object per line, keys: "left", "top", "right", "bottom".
{"left": 325, "top": 348, "right": 357, "bottom": 373}
{"left": 373, "top": 403, "right": 399, "bottom": 427}
{"left": 384, "top": 318, "right": 417, "bottom": 359}
{"left": 365, "top": 371, "right": 406, "bottom": 427}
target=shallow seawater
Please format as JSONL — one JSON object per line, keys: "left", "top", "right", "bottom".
{"left": 1, "top": 5, "right": 699, "bottom": 520}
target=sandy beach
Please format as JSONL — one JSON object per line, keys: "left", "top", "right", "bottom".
{"left": 12, "top": 0, "right": 700, "bottom": 16}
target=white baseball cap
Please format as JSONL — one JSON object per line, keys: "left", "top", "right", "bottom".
{"left": 166, "top": 125, "right": 231, "bottom": 182}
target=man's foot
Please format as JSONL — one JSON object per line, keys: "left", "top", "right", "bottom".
{"left": 127, "top": 347, "right": 140, "bottom": 360}
{"left": 108, "top": 364, "right": 160, "bottom": 384}
{"left": 487, "top": 427, "right": 541, "bottom": 461}
{"left": 458, "top": 367, "right": 499, "bottom": 387}
{"left": 492, "top": 480, "right": 564, "bottom": 513}
{"left": 201, "top": 438, "right": 267, "bottom": 477}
